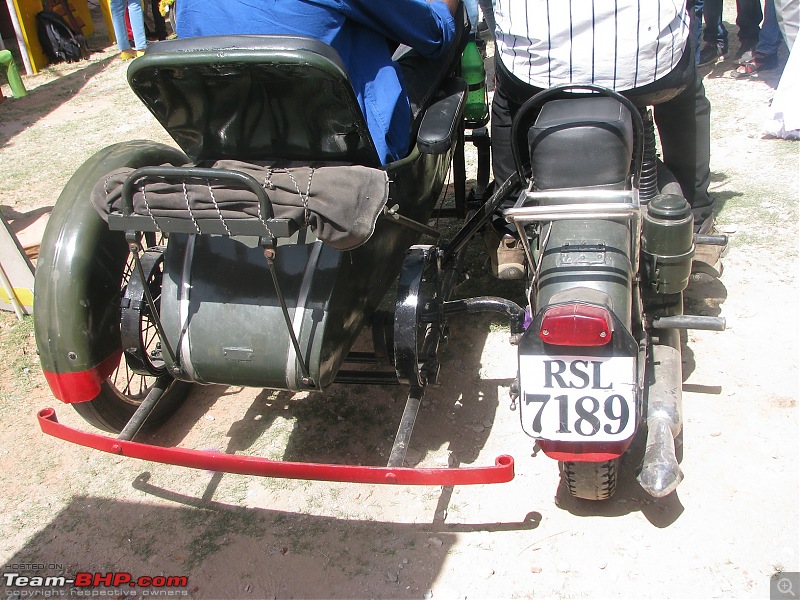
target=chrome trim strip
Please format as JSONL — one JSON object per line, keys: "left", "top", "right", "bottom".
{"left": 178, "top": 235, "right": 199, "bottom": 381}
{"left": 505, "top": 202, "right": 640, "bottom": 222}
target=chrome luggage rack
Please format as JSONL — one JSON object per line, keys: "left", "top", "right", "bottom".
{"left": 504, "top": 187, "right": 642, "bottom": 274}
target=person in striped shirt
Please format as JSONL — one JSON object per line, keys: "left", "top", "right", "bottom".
{"left": 490, "top": 0, "right": 714, "bottom": 233}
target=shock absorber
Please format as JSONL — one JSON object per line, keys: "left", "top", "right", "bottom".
{"left": 638, "top": 107, "right": 659, "bottom": 202}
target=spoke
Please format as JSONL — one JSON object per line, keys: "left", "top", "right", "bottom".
{"left": 123, "top": 363, "right": 135, "bottom": 396}
{"left": 142, "top": 320, "right": 156, "bottom": 347}
{"left": 108, "top": 241, "right": 171, "bottom": 405}
{"left": 136, "top": 375, "right": 147, "bottom": 397}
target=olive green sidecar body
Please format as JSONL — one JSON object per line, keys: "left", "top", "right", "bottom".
{"left": 35, "top": 34, "right": 466, "bottom": 406}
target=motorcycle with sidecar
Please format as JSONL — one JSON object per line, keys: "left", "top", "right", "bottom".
{"left": 33, "top": 26, "right": 726, "bottom": 500}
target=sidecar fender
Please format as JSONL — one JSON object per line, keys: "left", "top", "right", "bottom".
{"left": 34, "top": 141, "right": 190, "bottom": 403}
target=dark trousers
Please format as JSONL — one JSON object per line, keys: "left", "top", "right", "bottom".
{"left": 736, "top": 0, "right": 763, "bottom": 42}
{"left": 150, "top": 0, "right": 167, "bottom": 40}
{"left": 490, "top": 48, "right": 712, "bottom": 217}
{"left": 699, "top": 0, "right": 728, "bottom": 43}
{"left": 394, "top": 7, "right": 468, "bottom": 124}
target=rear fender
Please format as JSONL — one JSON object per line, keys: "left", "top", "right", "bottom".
{"left": 537, "top": 439, "right": 634, "bottom": 462}
{"left": 34, "top": 141, "right": 190, "bottom": 403}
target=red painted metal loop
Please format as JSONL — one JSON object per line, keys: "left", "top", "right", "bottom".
{"left": 37, "top": 408, "right": 515, "bottom": 486}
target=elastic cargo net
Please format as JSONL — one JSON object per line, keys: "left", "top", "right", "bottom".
{"left": 92, "top": 160, "right": 389, "bottom": 251}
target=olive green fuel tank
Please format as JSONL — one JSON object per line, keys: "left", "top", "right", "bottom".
{"left": 158, "top": 147, "right": 451, "bottom": 391}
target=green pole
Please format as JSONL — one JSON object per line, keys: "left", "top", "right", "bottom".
{"left": 0, "top": 49, "right": 27, "bottom": 98}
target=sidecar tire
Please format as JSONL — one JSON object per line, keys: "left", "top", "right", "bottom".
{"left": 561, "top": 458, "right": 619, "bottom": 501}
{"left": 70, "top": 241, "right": 190, "bottom": 435}
{"left": 72, "top": 380, "right": 190, "bottom": 434}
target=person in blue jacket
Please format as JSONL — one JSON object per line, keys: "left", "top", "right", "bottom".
{"left": 175, "top": 0, "right": 460, "bottom": 165}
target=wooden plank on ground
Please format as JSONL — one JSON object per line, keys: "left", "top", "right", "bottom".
{"left": 0, "top": 210, "right": 36, "bottom": 316}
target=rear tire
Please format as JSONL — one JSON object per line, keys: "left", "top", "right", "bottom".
{"left": 561, "top": 458, "right": 620, "bottom": 500}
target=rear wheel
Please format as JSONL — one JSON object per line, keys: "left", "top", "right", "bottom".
{"left": 72, "top": 236, "right": 189, "bottom": 434}
{"left": 560, "top": 458, "right": 620, "bottom": 500}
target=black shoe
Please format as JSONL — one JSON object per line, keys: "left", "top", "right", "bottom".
{"left": 698, "top": 41, "right": 727, "bottom": 66}
{"left": 736, "top": 37, "right": 758, "bottom": 59}
{"left": 692, "top": 208, "right": 715, "bottom": 235}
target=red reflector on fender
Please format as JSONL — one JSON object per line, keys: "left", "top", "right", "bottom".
{"left": 539, "top": 304, "right": 612, "bottom": 346}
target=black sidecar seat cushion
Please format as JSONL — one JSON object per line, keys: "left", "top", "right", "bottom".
{"left": 128, "top": 35, "right": 382, "bottom": 167}
{"left": 528, "top": 96, "right": 633, "bottom": 191}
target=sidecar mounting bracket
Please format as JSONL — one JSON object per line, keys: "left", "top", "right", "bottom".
{"left": 387, "top": 387, "right": 425, "bottom": 468}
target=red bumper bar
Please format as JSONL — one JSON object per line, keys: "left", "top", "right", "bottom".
{"left": 38, "top": 408, "right": 515, "bottom": 486}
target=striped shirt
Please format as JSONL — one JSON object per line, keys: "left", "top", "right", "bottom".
{"left": 494, "top": 0, "right": 691, "bottom": 91}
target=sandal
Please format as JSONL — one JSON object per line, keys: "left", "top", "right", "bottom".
{"left": 731, "top": 51, "right": 778, "bottom": 78}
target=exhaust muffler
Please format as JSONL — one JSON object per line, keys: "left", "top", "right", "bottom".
{"left": 637, "top": 330, "right": 684, "bottom": 497}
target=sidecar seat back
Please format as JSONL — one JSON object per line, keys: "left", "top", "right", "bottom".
{"left": 127, "top": 35, "right": 382, "bottom": 167}
{"left": 528, "top": 96, "right": 633, "bottom": 191}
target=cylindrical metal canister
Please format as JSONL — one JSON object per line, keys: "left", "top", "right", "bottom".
{"left": 641, "top": 194, "right": 694, "bottom": 294}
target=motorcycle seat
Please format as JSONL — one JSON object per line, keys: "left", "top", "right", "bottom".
{"left": 128, "top": 34, "right": 468, "bottom": 168}
{"left": 528, "top": 96, "right": 633, "bottom": 193}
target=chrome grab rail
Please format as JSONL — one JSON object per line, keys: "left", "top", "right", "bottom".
{"left": 505, "top": 189, "right": 640, "bottom": 223}
{"left": 503, "top": 188, "right": 642, "bottom": 280}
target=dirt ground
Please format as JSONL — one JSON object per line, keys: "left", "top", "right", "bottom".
{"left": 1, "top": 5, "right": 798, "bottom": 600}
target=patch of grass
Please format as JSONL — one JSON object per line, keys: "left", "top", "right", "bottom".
{"left": 488, "top": 318, "right": 511, "bottom": 332}
{"left": 283, "top": 392, "right": 396, "bottom": 459}
{"left": 129, "top": 535, "right": 156, "bottom": 562}
{"left": 261, "top": 475, "right": 302, "bottom": 494}
{"left": 0, "top": 314, "right": 37, "bottom": 403}
{"left": 180, "top": 506, "right": 266, "bottom": 568}
{"left": 727, "top": 227, "right": 798, "bottom": 259}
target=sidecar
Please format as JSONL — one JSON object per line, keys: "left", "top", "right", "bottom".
{"left": 33, "top": 34, "right": 515, "bottom": 485}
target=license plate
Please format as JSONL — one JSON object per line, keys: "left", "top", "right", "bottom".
{"left": 518, "top": 354, "right": 636, "bottom": 442}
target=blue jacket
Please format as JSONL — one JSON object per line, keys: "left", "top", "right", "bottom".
{"left": 176, "top": 0, "right": 457, "bottom": 164}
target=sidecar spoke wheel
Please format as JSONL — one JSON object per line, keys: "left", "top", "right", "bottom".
{"left": 73, "top": 238, "right": 189, "bottom": 434}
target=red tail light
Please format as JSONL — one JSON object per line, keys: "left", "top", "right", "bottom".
{"left": 539, "top": 304, "right": 612, "bottom": 346}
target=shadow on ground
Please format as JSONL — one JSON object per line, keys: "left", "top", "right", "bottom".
{"left": 2, "top": 495, "right": 538, "bottom": 598}
{"left": 0, "top": 57, "right": 113, "bottom": 149}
